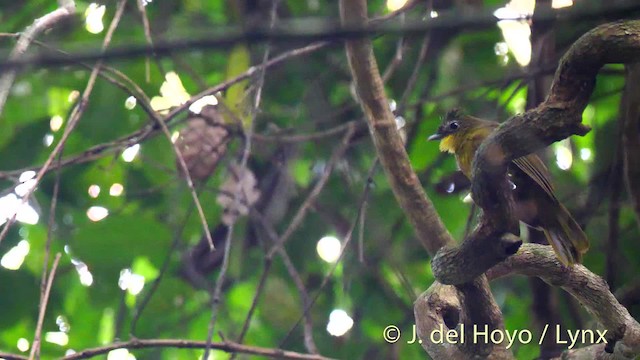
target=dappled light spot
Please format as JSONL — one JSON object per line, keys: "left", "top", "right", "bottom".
{"left": 19, "top": 171, "right": 35, "bottom": 183}
{"left": 150, "top": 72, "right": 191, "bottom": 114}
{"left": 386, "top": 0, "right": 408, "bottom": 12}
{"left": 108, "top": 348, "right": 136, "bottom": 360}
{"left": 118, "top": 268, "right": 145, "bottom": 296}
{"left": 73, "top": 260, "right": 94, "bottom": 287}
{"left": 555, "top": 140, "right": 573, "bottom": 170}
{"left": 1, "top": 240, "right": 29, "bottom": 270}
{"left": 316, "top": 236, "right": 341, "bottom": 263}
{"left": 124, "top": 96, "right": 137, "bottom": 110}
{"left": 170, "top": 131, "right": 180, "bottom": 143}
{"left": 15, "top": 180, "right": 37, "bottom": 198}
{"left": 87, "top": 206, "right": 109, "bottom": 222}
{"left": 69, "top": 254, "right": 94, "bottom": 287}
{"left": 50, "top": 115, "right": 64, "bottom": 132}
{"left": 552, "top": 0, "right": 573, "bottom": 8}
{"left": 430, "top": 10, "right": 438, "bottom": 18}
{"left": 494, "top": 1, "right": 533, "bottom": 67}
{"left": 68, "top": 90, "right": 80, "bottom": 103}
{"left": 44, "top": 331, "right": 68, "bottom": 346}
{"left": 109, "top": 183, "right": 124, "bottom": 196}
{"left": 0, "top": 194, "right": 39, "bottom": 226}
{"left": 580, "top": 148, "right": 592, "bottom": 161}
{"left": 189, "top": 95, "right": 218, "bottom": 114}
{"left": 16, "top": 338, "right": 29, "bottom": 352}
{"left": 121, "top": 144, "right": 140, "bottom": 162}
{"left": 56, "top": 315, "right": 70, "bottom": 333}
{"left": 326, "top": 309, "right": 354, "bottom": 337}
{"left": 85, "top": 3, "right": 106, "bottom": 34}
{"left": 88, "top": 184, "right": 101, "bottom": 198}
{"left": 43, "top": 133, "right": 54, "bottom": 147}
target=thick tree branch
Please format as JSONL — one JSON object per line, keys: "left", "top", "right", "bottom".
{"left": 488, "top": 243, "right": 640, "bottom": 359}
{"left": 339, "top": 0, "right": 451, "bottom": 256}
{"left": 432, "top": 20, "right": 640, "bottom": 285}
{"left": 339, "top": 1, "right": 511, "bottom": 358}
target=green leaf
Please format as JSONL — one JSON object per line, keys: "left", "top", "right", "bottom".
{"left": 224, "top": 44, "right": 251, "bottom": 128}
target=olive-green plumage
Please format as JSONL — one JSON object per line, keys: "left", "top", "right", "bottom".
{"left": 428, "top": 109, "right": 589, "bottom": 265}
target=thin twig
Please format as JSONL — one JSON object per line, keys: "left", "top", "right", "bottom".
{"left": 0, "top": 41, "right": 329, "bottom": 182}
{"left": 203, "top": 2, "right": 280, "bottom": 357}
{"left": 148, "top": 99, "right": 215, "bottom": 251}
{"left": 276, "top": 249, "right": 318, "bottom": 354}
{"left": 3, "top": 2, "right": 639, "bottom": 70}
{"left": 381, "top": 26, "right": 406, "bottom": 83}
{"left": 233, "top": 128, "right": 355, "bottom": 353}
{"left": 33, "top": 150, "right": 64, "bottom": 359}
{"left": 28, "top": 253, "right": 61, "bottom": 360}
{"left": 55, "top": 338, "right": 335, "bottom": 360}
{"left": 232, "top": 252, "right": 273, "bottom": 351}
{"left": 0, "top": 2, "right": 75, "bottom": 117}
{"left": 0, "top": 0, "right": 128, "bottom": 246}
{"left": 398, "top": 33, "right": 431, "bottom": 111}
{"left": 252, "top": 120, "right": 360, "bottom": 143}
{"left": 279, "top": 160, "right": 377, "bottom": 348}
{"left": 135, "top": 0, "right": 165, "bottom": 80}
{"left": 130, "top": 204, "right": 195, "bottom": 336}
{"left": 236, "top": 211, "right": 319, "bottom": 355}
{"left": 266, "top": 125, "right": 355, "bottom": 259}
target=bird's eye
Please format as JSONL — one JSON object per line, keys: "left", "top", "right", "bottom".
{"left": 449, "top": 121, "right": 459, "bottom": 130}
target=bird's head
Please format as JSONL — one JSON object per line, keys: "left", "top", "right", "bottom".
{"left": 427, "top": 109, "right": 477, "bottom": 153}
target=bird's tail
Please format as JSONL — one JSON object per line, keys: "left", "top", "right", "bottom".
{"left": 542, "top": 203, "right": 590, "bottom": 266}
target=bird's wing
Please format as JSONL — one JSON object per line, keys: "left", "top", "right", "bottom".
{"left": 512, "top": 154, "right": 558, "bottom": 201}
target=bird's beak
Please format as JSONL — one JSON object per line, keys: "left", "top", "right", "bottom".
{"left": 427, "top": 133, "right": 443, "bottom": 141}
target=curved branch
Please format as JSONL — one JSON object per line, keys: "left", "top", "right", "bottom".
{"left": 339, "top": 0, "right": 451, "bottom": 257}
{"left": 432, "top": 20, "right": 640, "bottom": 285}
{"left": 339, "top": 1, "right": 511, "bottom": 358}
{"left": 488, "top": 243, "right": 640, "bottom": 358}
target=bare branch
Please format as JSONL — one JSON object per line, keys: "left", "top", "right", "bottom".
{"left": 2, "top": 2, "right": 640, "bottom": 71}
{"left": 55, "top": 338, "right": 334, "bottom": 360}
{"left": 0, "top": 2, "right": 75, "bottom": 117}
{"left": 0, "top": 0, "right": 128, "bottom": 246}
{"left": 432, "top": 20, "right": 640, "bottom": 285}
{"left": 339, "top": 0, "right": 452, "bottom": 256}
{"left": 339, "top": 1, "right": 511, "bottom": 358}
{"left": 488, "top": 243, "right": 640, "bottom": 358}
{"left": 29, "top": 253, "right": 61, "bottom": 360}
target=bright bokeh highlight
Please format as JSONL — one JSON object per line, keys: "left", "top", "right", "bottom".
{"left": 326, "top": 309, "right": 354, "bottom": 337}
{"left": 316, "top": 236, "right": 341, "bottom": 263}
{"left": 87, "top": 206, "right": 109, "bottom": 222}
{"left": 85, "top": 3, "right": 106, "bottom": 34}
{"left": 122, "top": 144, "right": 140, "bottom": 162}
{"left": 1, "top": 240, "right": 30, "bottom": 270}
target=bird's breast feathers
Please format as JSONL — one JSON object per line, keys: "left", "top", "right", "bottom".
{"left": 438, "top": 135, "right": 456, "bottom": 153}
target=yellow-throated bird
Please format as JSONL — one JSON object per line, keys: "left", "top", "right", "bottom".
{"left": 428, "top": 109, "right": 589, "bottom": 265}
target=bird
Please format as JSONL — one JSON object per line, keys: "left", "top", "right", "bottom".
{"left": 427, "top": 109, "right": 589, "bottom": 265}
